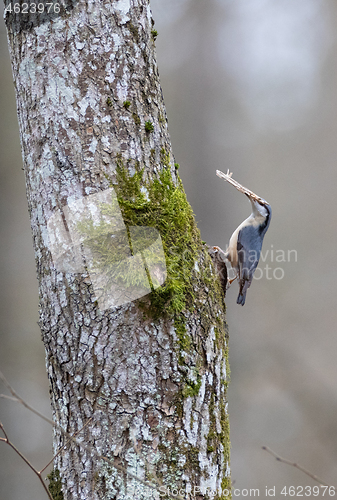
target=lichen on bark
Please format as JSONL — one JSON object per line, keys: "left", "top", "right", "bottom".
{"left": 4, "top": 0, "right": 231, "bottom": 498}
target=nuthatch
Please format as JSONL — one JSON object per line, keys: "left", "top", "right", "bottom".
{"left": 214, "top": 170, "right": 271, "bottom": 306}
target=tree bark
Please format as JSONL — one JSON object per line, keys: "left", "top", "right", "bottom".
{"left": 4, "top": 0, "right": 230, "bottom": 498}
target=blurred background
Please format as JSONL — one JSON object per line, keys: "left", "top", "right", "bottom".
{"left": 1, "top": 0, "right": 337, "bottom": 497}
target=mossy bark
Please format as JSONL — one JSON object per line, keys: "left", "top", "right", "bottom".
{"left": 5, "top": 0, "right": 231, "bottom": 498}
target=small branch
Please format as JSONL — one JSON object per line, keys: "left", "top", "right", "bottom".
{"left": 0, "top": 421, "right": 54, "bottom": 500}
{"left": 0, "top": 411, "right": 93, "bottom": 499}
{"left": 0, "top": 371, "right": 166, "bottom": 496}
{"left": 0, "top": 394, "right": 20, "bottom": 403}
{"left": 0, "top": 371, "right": 54, "bottom": 427}
{"left": 1, "top": 371, "right": 89, "bottom": 442}
{"left": 216, "top": 169, "right": 269, "bottom": 205}
{"left": 262, "top": 446, "right": 331, "bottom": 487}
{"left": 39, "top": 417, "right": 93, "bottom": 474}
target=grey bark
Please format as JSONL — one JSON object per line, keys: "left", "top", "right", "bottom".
{"left": 4, "top": 0, "right": 230, "bottom": 499}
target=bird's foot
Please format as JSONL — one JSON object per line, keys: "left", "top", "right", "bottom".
{"left": 226, "top": 275, "right": 237, "bottom": 289}
{"left": 212, "top": 245, "right": 227, "bottom": 258}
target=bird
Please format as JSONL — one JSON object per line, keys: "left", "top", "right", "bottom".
{"left": 213, "top": 170, "right": 271, "bottom": 306}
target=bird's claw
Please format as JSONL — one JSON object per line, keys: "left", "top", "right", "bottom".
{"left": 226, "top": 275, "right": 238, "bottom": 289}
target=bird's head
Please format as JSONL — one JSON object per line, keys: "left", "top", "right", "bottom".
{"left": 247, "top": 195, "right": 270, "bottom": 219}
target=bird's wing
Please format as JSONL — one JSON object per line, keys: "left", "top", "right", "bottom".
{"left": 237, "top": 225, "right": 262, "bottom": 282}
{"left": 236, "top": 225, "right": 263, "bottom": 305}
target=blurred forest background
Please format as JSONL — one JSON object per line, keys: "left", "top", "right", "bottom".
{"left": 1, "top": 0, "right": 337, "bottom": 498}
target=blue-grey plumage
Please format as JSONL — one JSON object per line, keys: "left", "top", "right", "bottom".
{"left": 215, "top": 170, "right": 272, "bottom": 306}
{"left": 235, "top": 197, "right": 271, "bottom": 305}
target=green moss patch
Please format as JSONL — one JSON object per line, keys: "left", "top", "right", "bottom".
{"left": 47, "top": 469, "right": 64, "bottom": 500}
{"left": 145, "top": 120, "right": 154, "bottom": 132}
{"left": 112, "top": 162, "right": 202, "bottom": 318}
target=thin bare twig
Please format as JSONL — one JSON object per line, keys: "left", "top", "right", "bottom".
{"left": 0, "top": 370, "right": 54, "bottom": 427}
{"left": 216, "top": 169, "right": 269, "bottom": 206}
{"left": 0, "top": 394, "right": 20, "bottom": 403}
{"left": 0, "top": 414, "right": 94, "bottom": 498}
{"left": 39, "top": 417, "right": 93, "bottom": 474}
{"left": 0, "top": 421, "right": 54, "bottom": 500}
{"left": 0, "top": 370, "right": 164, "bottom": 495}
{"left": 262, "top": 446, "right": 331, "bottom": 487}
{"left": 0, "top": 370, "right": 93, "bottom": 444}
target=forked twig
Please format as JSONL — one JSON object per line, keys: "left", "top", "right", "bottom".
{"left": 0, "top": 417, "right": 93, "bottom": 499}
{"left": 0, "top": 370, "right": 167, "bottom": 497}
{"left": 0, "top": 370, "right": 54, "bottom": 427}
{"left": 0, "top": 421, "right": 54, "bottom": 500}
{"left": 39, "top": 418, "right": 93, "bottom": 474}
{"left": 216, "top": 169, "right": 269, "bottom": 205}
{"left": 262, "top": 446, "right": 331, "bottom": 487}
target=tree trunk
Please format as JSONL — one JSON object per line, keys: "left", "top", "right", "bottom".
{"left": 4, "top": 1, "right": 230, "bottom": 498}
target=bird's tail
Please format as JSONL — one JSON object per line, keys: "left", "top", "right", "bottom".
{"left": 237, "top": 277, "right": 251, "bottom": 306}
{"left": 236, "top": 291, "right": 246, "bottom": 306}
